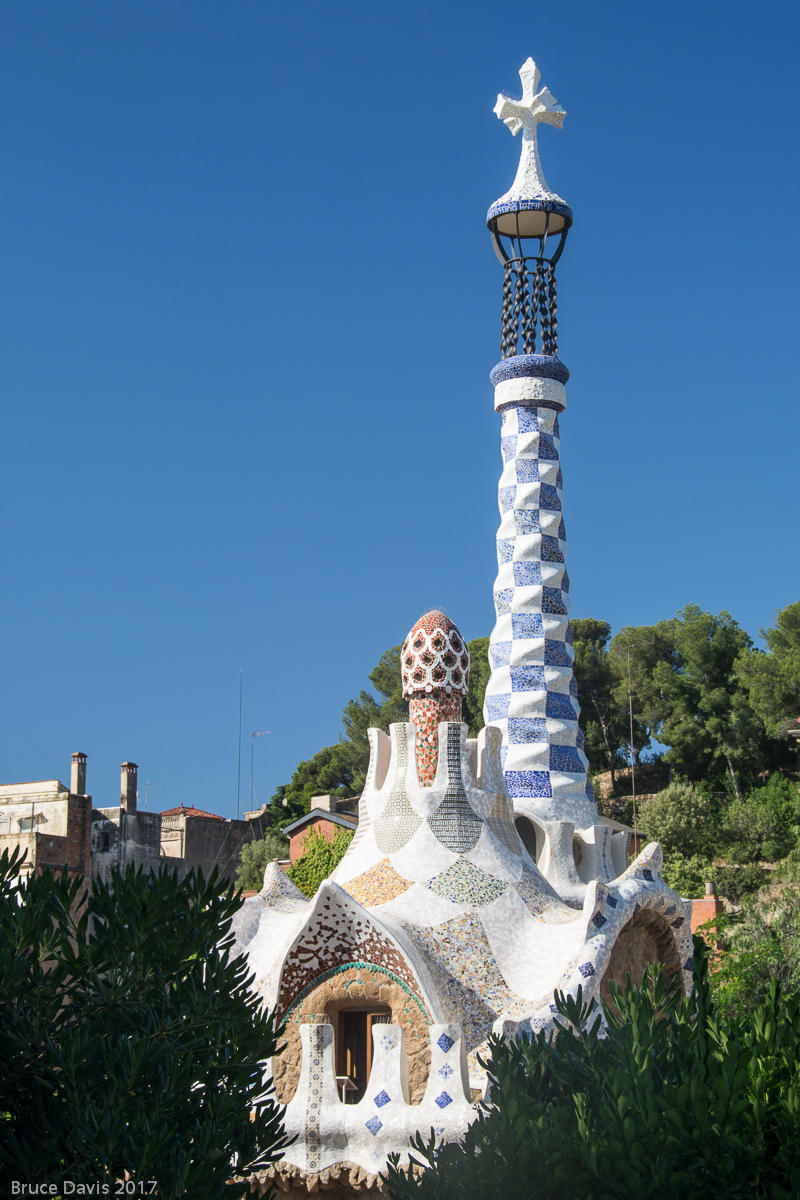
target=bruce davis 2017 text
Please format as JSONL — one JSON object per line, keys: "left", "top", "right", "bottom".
{"left": 11, "top": 1184, "right": 158, "bottom": 1196}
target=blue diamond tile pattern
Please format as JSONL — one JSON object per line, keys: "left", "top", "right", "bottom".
{"left": 578, "top": 961, "right": 596, "bottom": 978}
{"left": 365, "top": 1116, "right": 383, "bottom": 1136}
{"left": 437, "top": 1032, "right": 455, "bottom": 1053}
{"left": 483, "top": 399, "right": 594, "bottom": 818}
{"left": 373, "top": 1090, "right": 391, "bottom": 1108}
{"left": 435, "top": 1091, "right": 453, "bottom": 1109}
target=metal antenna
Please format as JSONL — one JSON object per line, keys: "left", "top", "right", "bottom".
{"left": 236, "top": 670, "right": 243, "bottom": 820}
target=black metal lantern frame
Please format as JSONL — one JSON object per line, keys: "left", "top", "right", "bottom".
{"left": 489, "top": 209, "right": 569, "bottom": 360}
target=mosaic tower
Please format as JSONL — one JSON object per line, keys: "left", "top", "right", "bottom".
{"left": 482, "top": 60, "right": 595, "bottom": 829}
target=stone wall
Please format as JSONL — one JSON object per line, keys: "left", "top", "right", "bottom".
{"left": 161, "top": 813, "right": 264, "bottom": 882}
{"left": 92, "top": 808, "right": 162, "bottom": 883}
{"left": 0, "top": 791, "right": 92, "bottom": 877}
{"left": 274, "top": 966, "right": 431, "bottom": 1106}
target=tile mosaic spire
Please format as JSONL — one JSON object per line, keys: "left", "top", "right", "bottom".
{"left": 483, "top": 62, "right": 596, "bottom": 829}
{"left": 483, "top": 374, "right": 595, "bottom": 827}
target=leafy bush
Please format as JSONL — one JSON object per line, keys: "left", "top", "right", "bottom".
{"left": 712, "top": 863, "right": 767, "bottom": 903}
{"left": 639, "top": 780, "right": 720, "bottom": 858}
{"left": 0, "top": 849, "right": 288, "bottom": 1196}
{"left": 710, "top": 874, "right": 800, "bottom": 1015}
{"left": 385, "top": 943, "right": 800, "bottom": 1199}
{"left": 236, "top": 829, "right": 291, "bottom": 890}
{"left": 719, "top": 775, "right": 799, "bottom": 864}
{"left": 287, "top": 825, "right": 353, "bottom": 897}
{"left": 660, "top": 850, "right": 715, "bottom": 897}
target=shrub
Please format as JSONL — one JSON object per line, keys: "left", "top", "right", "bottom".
{"left": 0, "top": 849, "right": 289, "bottom": 1196}
{"left": 287, "top": 826, "right": 353, "bottom": 897}
{"left": 712, "top": 863, "right": 767, "bottom": 903}
{"left": 236, "top": 829, "right": 291, "bottom": 890}
{"left": 710, "top": 874, "right": 800, "bottom": 1015}
{"left": 719, "top": 775, "right": 800, "bottom": 864}
{"left": 660, "top": 850, "right": 715, "bottom": 897}
{"left": 385, "top": 943, "right": 800, "bottom": 1199}
{"left": 639, "top": 779, "right": 720, "bottom": 858}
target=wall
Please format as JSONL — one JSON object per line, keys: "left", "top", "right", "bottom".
{"left": 163, "top": 813, "right": 265, "bottom": 882}
{"left": 0, "top": 785, "right": 72, "bottom": 839}
{"left": 91, "top": 808, "right": 162, "bottom": 883}
{"left": 0, "top": 788, "right": 92, "bottom": 877}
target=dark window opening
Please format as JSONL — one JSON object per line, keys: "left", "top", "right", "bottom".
{"left": 335, "top": 1006, "right": 391, "bottom": 1103}
{"left": 515, "top": 816, "right": 540, "bottom": 861}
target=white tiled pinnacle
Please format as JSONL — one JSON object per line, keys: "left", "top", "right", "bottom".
{"left": 483, "top": 399, "right": 597, "bottom": 827}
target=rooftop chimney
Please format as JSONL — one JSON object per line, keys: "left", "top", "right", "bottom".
{"left": 120, "top": 762, "right": 138, "bottom": 813}
{"left": 70, "top": 752, "right": 87, "bottom": 796}
{"left": 311, "top": 794, "right": 336, "bottom": 813}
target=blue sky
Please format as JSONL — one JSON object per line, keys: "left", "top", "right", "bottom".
{"left": 2, "top": 0, "right": 798, "bottom": 815}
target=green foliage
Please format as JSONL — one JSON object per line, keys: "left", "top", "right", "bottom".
{"left": 0, "top": 848, "right": 288, "bottom": 1197}
{"left": 710, "top": 875, "right": 800, "bottom": 1016}
{"left": 640, "top": 773, "right": 799, "bottom": 899}
{"left": 655, "top": 605, "right": 762, "bottom": 790}
{"left": 461, "top": 637, "right": 490, "bottom": 736}
{"left": 276, "top": 742, "right": 361, "bottom": 817}
{"left": 609, "top": 618, "right": 679, "bottom": 762}
{"left": 342, "top": 645, "right": 408, "bottom": 774}
{"left": 571, "top": 617, "right": 629, "bottom": 781}
{"left": 719, "top": 776, "right": 799, "bottom": 864}
{"left": 639, "top": 779, "right": 720, "bottom": 858}
{"left": 660, "top": 850, "right": 716, "bottom": 898}
{"left": 287, "top": 825, "right": 354, "bottom": 897}
{"left": 236, "top": 829, "right": 290, "bottom": 890}
{"left": 712, "top": 863, "right": 767, "bottom": 903}
{"left": 737, "top": 600, "right": 800, "bottom": 741}
{"left": 385, "top": 945, "right": 800, "bottom": 1200}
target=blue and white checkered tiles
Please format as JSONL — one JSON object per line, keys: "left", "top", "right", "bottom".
{"left": 484, "top": 401, "right": 596, "bottom": 826}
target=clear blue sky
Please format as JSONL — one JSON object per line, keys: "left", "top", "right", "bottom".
{"left": 2, "top": 0, "right": 798, "bottom": 815}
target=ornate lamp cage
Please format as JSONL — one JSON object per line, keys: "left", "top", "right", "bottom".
{"left": 488, "top": 207, "right": 570, "bottom": 360}
{"left": 487, "top": 58, "right": 572, "bottom": 362}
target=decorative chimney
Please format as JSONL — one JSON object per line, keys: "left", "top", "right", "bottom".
{"left": 70, "top": 752, "right": 87, "bottom": 796}
{"left": 120, "top": 762, "right": 138, "bottom": 813}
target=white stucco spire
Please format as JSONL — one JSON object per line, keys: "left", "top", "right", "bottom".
{"left": 491, "top": 58, "right": 567, "bottom": 210}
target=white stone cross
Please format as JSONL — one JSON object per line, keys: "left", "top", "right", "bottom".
{"left": 493, "top": 58, "right": 566, "bottom": 205}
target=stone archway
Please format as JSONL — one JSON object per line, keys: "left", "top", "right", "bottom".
{"left": 273, "top": 963, "right": 432, "bottom": 1105}
{"left": 599, "top": 908, "right": 682, "bottom": 1009}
